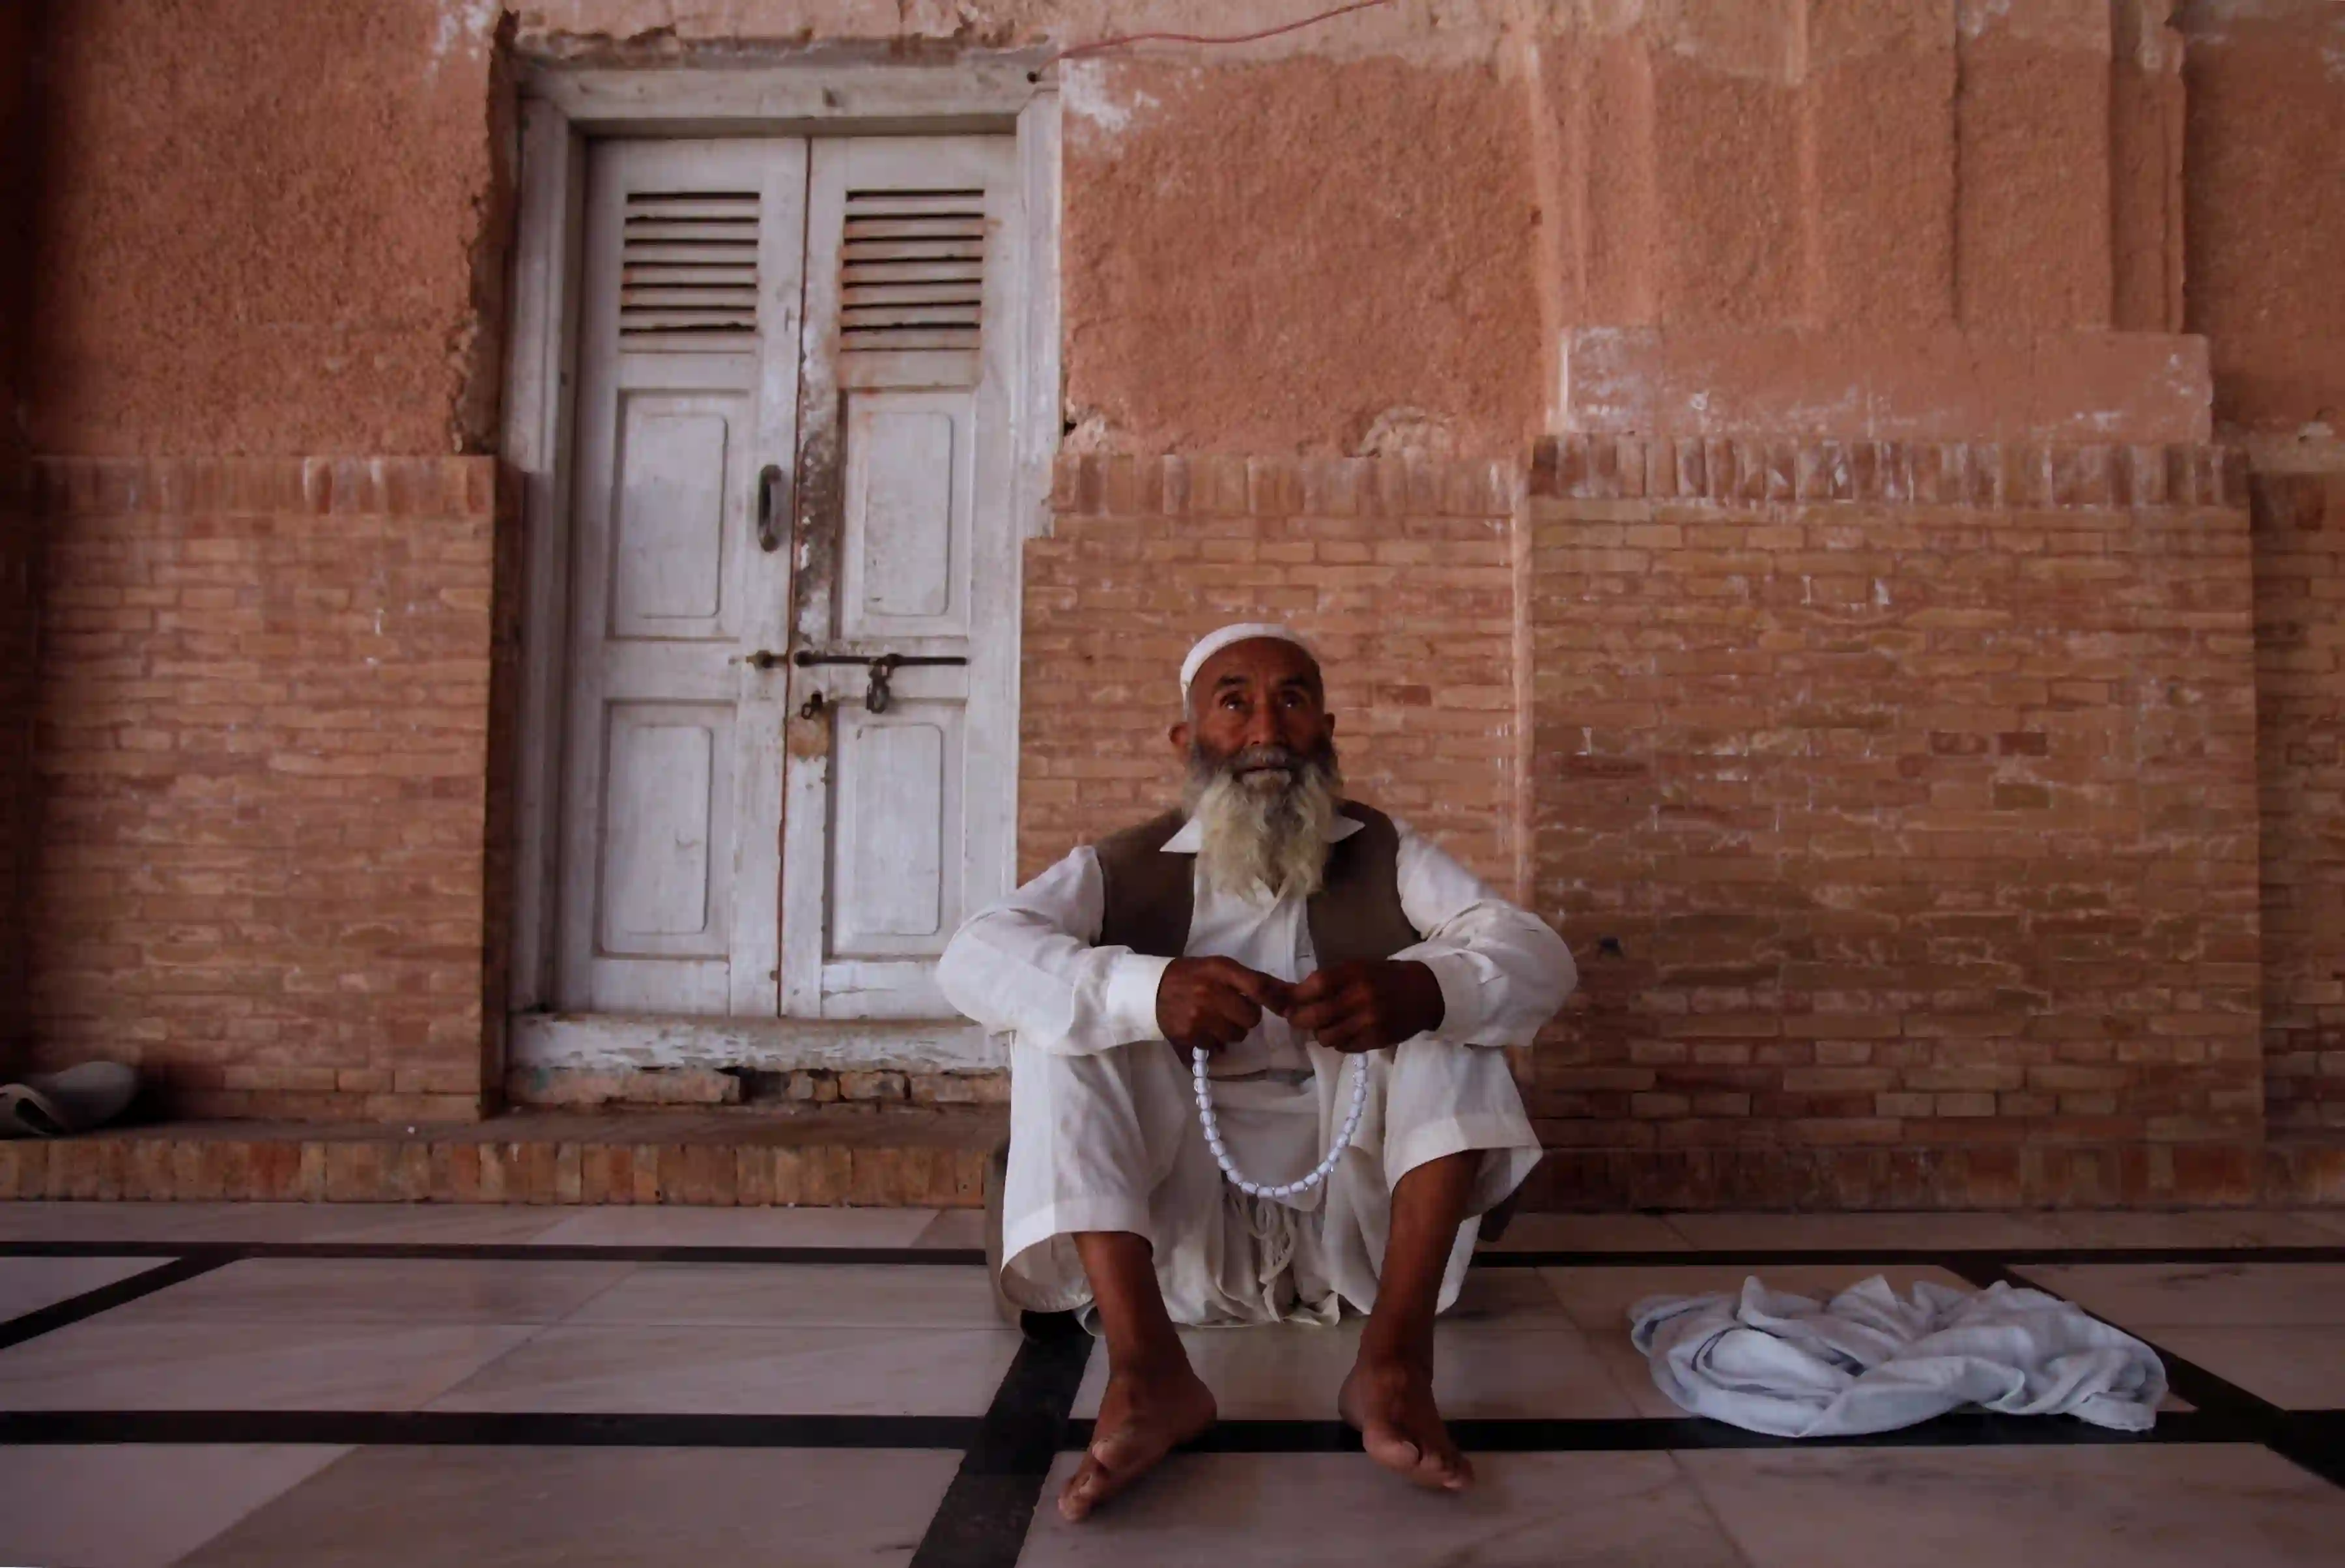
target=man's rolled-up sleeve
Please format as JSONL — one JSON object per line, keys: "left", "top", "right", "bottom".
{"left": 1389, "top": 821, "right": 1575, "bottom": 1048}
{"left": 935, "top": 847, "right": 1172, "bottom": 1056}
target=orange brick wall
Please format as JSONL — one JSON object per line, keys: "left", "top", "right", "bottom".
{"left": 0, "top": 460, "right": 32, "bottom": 1070}
{"left": 1020, "top": 455, "right": 1523, "bottom": 891}
{"left": 25, "top": 457, "right": 504, "bottom": 1120}
{"left": 2253, "top": 468, "right": 2345, "bottom": 1135}
{"left": 1522, "top": 436, "right": 2265, "bottom": 1208}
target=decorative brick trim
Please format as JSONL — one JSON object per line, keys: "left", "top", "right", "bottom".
{"left": 0, "top": 1107, "right": 1005, "bottom": 1207}
{"left": 1530, "top": 435, "right": 2248, "bottom": 509}
{"left": 507, "top": 1066, "right": 1012, "bottom": 1110}
{"left": 1050, "top": 453, "right": 1521, "bottom": 520}
{"left": 32, "top": 455, "right": 498, "bottom": 519}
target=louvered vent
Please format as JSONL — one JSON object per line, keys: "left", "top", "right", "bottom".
{"left": 620, "top": 190, "right": 760, "bottom": 343}
{"left": 840, "top": 189, "right": 986, "bottom": 354}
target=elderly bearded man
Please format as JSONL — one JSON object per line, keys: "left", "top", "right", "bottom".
{"left": 937, "top": 623, "right": 1574, "bottom": 1520}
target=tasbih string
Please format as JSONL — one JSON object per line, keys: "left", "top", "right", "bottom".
{"left": 1192, "top": 1044, "right": 1370, "bottom": 1198}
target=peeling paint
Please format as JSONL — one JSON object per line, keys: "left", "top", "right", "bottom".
{"left": 433, "top": 0, "right": 504, "bottom": 68}
{"left": 1060, "top": 57, "right": 1158, "bottom": 137}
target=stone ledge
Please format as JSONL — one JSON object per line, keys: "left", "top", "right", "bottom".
{"left": 1522, "top": 1137, "right": 2345, "bottom": 1211}
{"left": 1556, "top": 328, "right": 2212, "bottom": 446}
{"left": 0, "top": 1107, "right": 1007, "bottom": 1208}
{"left": 1530, "top": 433, "right": 2245, "bottom": 509}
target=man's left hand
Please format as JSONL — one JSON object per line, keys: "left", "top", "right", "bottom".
{"left": 1285, "top": 960, "right": 1444, "bottom": 1053}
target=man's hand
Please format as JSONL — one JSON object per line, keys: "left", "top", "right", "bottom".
{"left": 1286, "top": 960, "right": 1444, "bottom": 1053}
{"left": 1156, "top": 957, "right": 1292, "bottom": 1054}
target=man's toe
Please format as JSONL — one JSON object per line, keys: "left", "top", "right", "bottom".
{"left": 1360, "top": 1421, "right": 1424, "bottom": 1475}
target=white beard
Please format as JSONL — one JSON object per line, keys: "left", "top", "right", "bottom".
{"left": 1184, "top": 750, "right": 1343, "bottom": 902}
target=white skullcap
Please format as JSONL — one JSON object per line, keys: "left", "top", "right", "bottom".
{"left": 1180, "top": 622, "right": 1318, "bottom": 701}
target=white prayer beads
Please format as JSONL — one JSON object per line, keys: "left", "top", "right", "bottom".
{"left": 1192, "top": 1045, "right": 1370, "bottom": 1199}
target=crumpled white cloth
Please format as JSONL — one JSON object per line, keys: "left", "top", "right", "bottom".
{"left": 1629, "top": 1275, "right": 2167, "bottom": 1437}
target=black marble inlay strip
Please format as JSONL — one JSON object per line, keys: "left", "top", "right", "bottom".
{"left": 2270, "top": 1412, "right": 2345, "bottom": 1492}
{"left": 0, "top": 1255, "right": 233, "bottom": 1351}
{"left": 910, "top": 1313, "right": 1096, "bottom": 1568}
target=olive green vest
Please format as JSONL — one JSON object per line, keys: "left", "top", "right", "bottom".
{"left": 1091, "top": 800, "right": 1419, "bottom": 963}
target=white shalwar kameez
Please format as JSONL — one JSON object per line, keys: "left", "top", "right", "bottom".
{"left": 937, "top": 812, "right": 1574, "bottom": 1327}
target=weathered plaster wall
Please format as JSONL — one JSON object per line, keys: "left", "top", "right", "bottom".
{"left": 1059, "top": 55, "right": 1546, "bottom": 458}
{"left": 28, "top": 0, "right": 507, "bottom": 457}
{"left": 2180, "top": 0, "right": 2345, "bottom": 437}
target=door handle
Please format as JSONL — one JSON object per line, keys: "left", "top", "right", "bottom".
{"left": 756, "top": 463, "right": 789, "bottom": 553}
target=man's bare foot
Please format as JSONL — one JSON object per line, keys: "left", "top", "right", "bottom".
{"left": 1339, "top": 1353, "right": 1473, "bottom": 1492}
{"left": 1059, "top": 1360, "right": 1217, "bottom": 1522}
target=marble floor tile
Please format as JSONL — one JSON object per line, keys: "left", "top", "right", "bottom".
{"left": 2015, "top": 1261, "right": 2345, "bottom": 1328}
{"left": 427, "top": 1323, "right": 1022, "bottom": 1416}
{"left": 1071, "top": 1313, "right": 1633, "bottom": 1421}
{"left": 1475, "top": 1212, "right": 1691, "bottom": 1253}
{"left": 1541, "top": 1262, "right": 1976, "bottom": 1418}
{"left": 1666, "top": 1210, "right": 2068, "bottom": 1252}
{"left": 0, "top": 1254, "right": 167, "bottom": 1319}
{"left": 2139, "top": 1324, "right": 2345, "bottom": 1408}
{"left": 100, "top": 1256, "right": 634, "bottom": 1326}
{"left": 292, "top": 1205, "right": 576, "bottom": 1244}
{"left": 177, "top": 1445, "right": 960, "bottom": 1567}
{"left": 526, "top": 1205, "right": 941, "bottom": 1248}
{"left": 1678, "top": 1443, "right": 2345, "bottom": 1566}
{"left": 0, "top": 1201, "right": 354, "bottom": 1243}
{"left": 0, "top": 1320, "right": 538, "bottom": 1410}
{"left": 911, "top": 1207, "right": 986, "bottom": 1248}
{"left": 2285, "top": 1209, "right": 2345, "bottom": 1242}
{"left": 1020, "top": 1451, "right": 1747, "bottom": 1567}
{"left": 564, "top": 1261, "right": 997, "bottom": 1327}
{"left": 2041, "top": 1209, "right": 2342, "bottom": 1249}
{"left": 0, "top": 1444, "right": 352, "bottom": 1568}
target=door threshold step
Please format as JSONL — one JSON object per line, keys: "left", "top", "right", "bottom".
{"left": 0, "top": 1105, "right": 1006, "bottom": 1208}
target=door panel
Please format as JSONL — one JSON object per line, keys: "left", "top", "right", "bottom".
{"left": 598, "top": 703, "right": 733, "bottom": 953}
{"left": 611, "top": 403, "right": 732, "bottom": 632}
{"left": 556, "top": 137, "right": 806, "bottom": 1016}
{"left": 841, "top": 393, "right": 974, "bottom": 640}
{"left": 831, "top": 701, "right": 961, "bottom": 952}
{"left": 780, "top": 136, "right": 1022, "bottom": 1019}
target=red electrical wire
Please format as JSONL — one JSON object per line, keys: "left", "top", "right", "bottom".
{"left": 1051, "top": 0, "right": 1402, "bottom": 62}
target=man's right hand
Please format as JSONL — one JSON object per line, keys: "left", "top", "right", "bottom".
{"left": 1155, "top": 957, "right": 1292, "bottom": 1053}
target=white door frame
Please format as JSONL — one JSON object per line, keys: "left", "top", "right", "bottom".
{"left": 498, "top": 53, "right": 1060, "bottom": 1074}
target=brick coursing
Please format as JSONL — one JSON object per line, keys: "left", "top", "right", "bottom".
{"left": 2253, "top": 470, "right": 2345, "bottom": 1133}
{"left": 1524, "top": 479, "right": 2264, "bottom": 1205}
{"left": 0, "top": 1108, "right": 1002, "bottom": 1206}
{"left": 25, "top": 457, "right": 502, "bottom": 1120}
{"left": 0, "top": 456, "right": 33, "bottom": 1068}
{"left": 1034, "top": 445, "right": 2321, "bottom": 1210}
{"left": 1025, "top": 454, "right": 1524, "bottom": 891}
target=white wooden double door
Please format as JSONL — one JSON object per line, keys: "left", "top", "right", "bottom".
{"left": 556, "top": 135, "right": 1023, "bottom": 1021}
